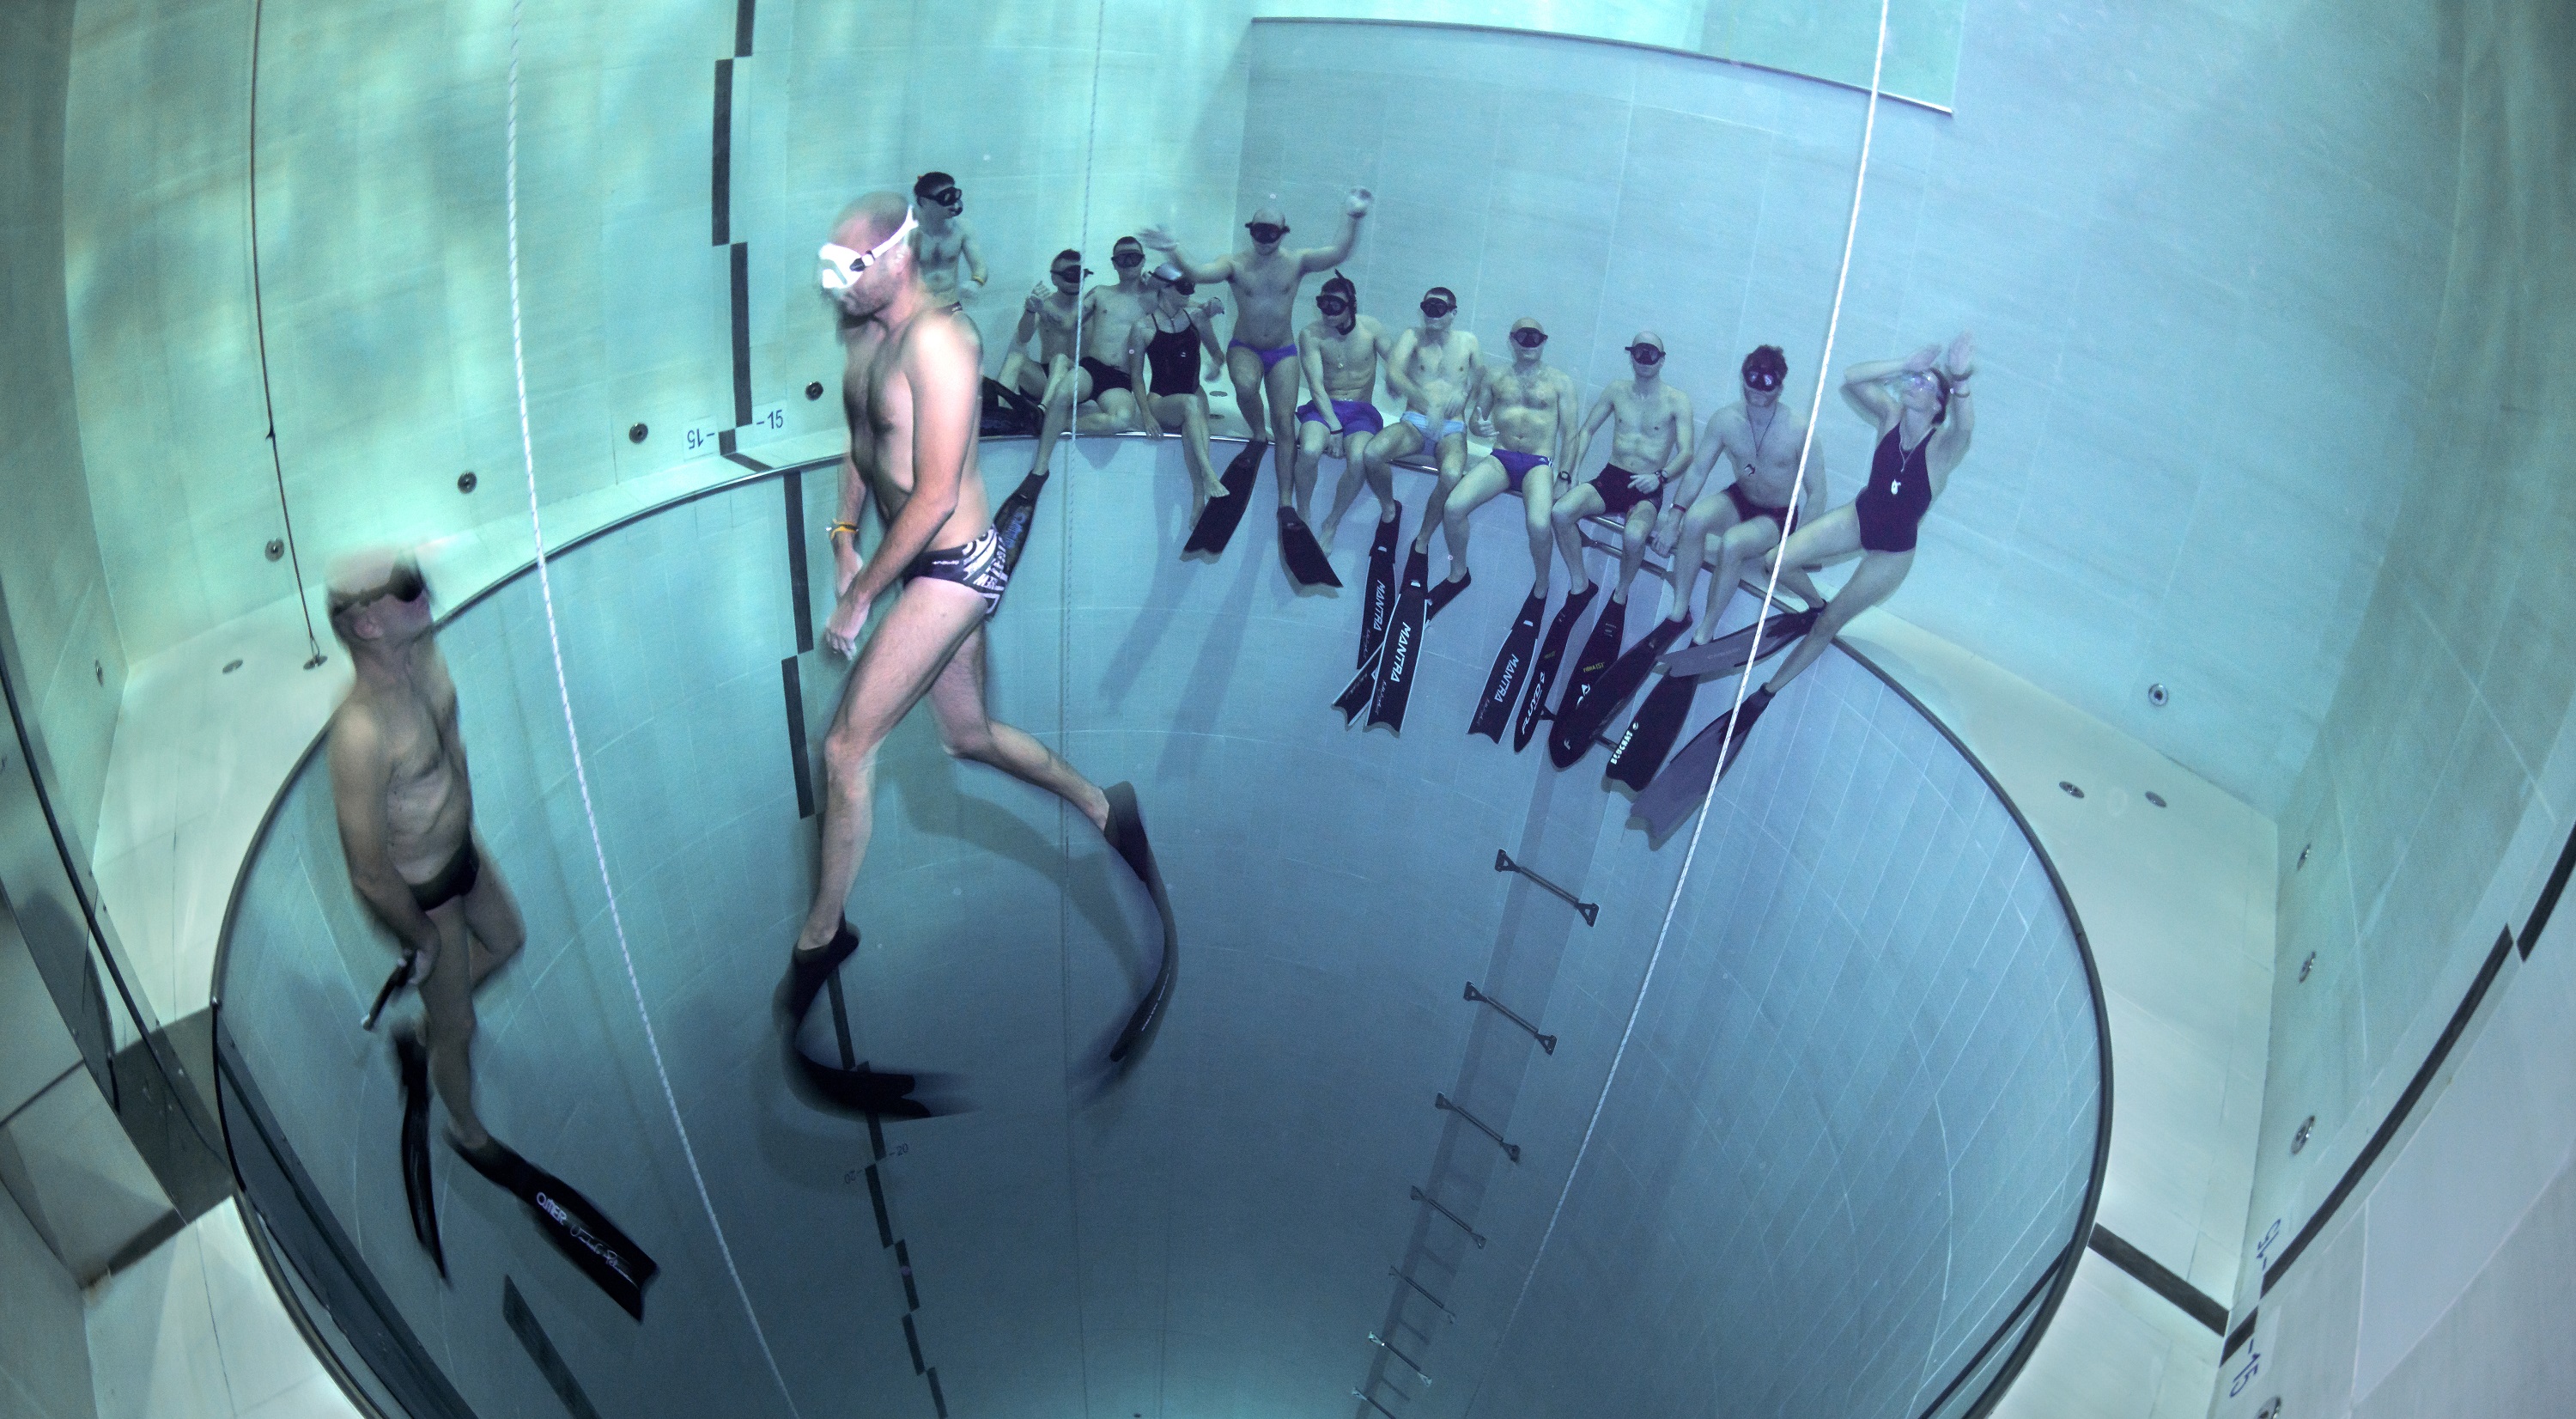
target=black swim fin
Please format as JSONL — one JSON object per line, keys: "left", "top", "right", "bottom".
{"left": 1631, "top": 686, "right": 1775, "bottom": 844}
{"left": 361, "top": 950, "right": 415, "bottom": 1031}
{"left": 1470, "top": 592, "right": 1547, "bottom": 741}
{"left": 1102, "top": 783, "right": 1178, "bottom": 1064}
{"left": 1550, "top": 614, "right": 1690, "bottom": 769}
{"left": 795, "top": 1059, "right": 933, "bottom": 1119}
{"left": 1425, "top": 569, "right": 1473, "bottom": 620}
{"left": 1552, "top": 594, "right": 1629, "bottom": 737}
{"left": 1276, "top": 506, "right": 1342, "bottom": 588}
{"left": 453, "top": 1137, "right": 659, "bottom": 1320}
{"left": 990, "top": 472, "right": 1049, "bottom": 586}
{"left": 1367, "top": 546, "right": 1432, "bottom": 733}
{"left": 780, "top": 919, "right": 860, "bottom": 1028}
{"left": 394, "top": 1029, "right": 446, "bottom": 1279}
{"left": 1182, "top": 442, "right": 1265, "bottom": 557}
{"left": 1513, "top": 585, "right": 1597, "bottom": 752}
{"left": 1656, "top": 605, "right": 1822, "bottom": 679}
{"left": 1358, "top": 507, "right": 1403, "bottom": 667}
{"left": 1334, "top": 643, "right": 1381, "bottom": 723}
{"left": 1606, "top": 671, "right": 1700, "bottom": 789}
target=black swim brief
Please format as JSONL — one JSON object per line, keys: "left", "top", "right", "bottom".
{"left": 1723, "top": 481, "right": 1795, "bottom": 535}
{"left": 1078, "top": 355, "right": 1133, "bottom": 396}
{"left": 407, "top": 837, "right": 482, "bottom": 912}
{"left": 901, "top": 526, "right": 1010, "bottom": 618}
{"left": 1590, "top": 464, "right": 1663, "bottom": 520}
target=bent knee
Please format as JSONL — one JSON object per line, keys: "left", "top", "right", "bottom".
{"left": 937, "top": 723, "right": 999, "bottom": 762}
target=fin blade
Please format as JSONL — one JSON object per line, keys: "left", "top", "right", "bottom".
{"left": 1470, "top": 594, "right": 1548, "bottom": 740}
{"left": 1182, "top": 442, "right": 1265, "bottom": 555}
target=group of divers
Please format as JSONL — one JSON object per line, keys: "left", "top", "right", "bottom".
{"left": 306, "top": 174, "right": 1975, "bottom": 1321}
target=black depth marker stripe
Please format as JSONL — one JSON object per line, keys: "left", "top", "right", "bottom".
{"left": 927, "top": 1367, "right": 948, "bottom": 1418}
{"left": 902, "top": 1313, "right": 927, "bottom": 1373}
{"left": 733, "top": 0, "right": 756, "bottom": 56}
{"left": 710, "top": 60, "right": 732, "bottom": 247}
{"left": 2518, "top": 818, "right": 2576, "bottom": 959}
{"left": 895, "top": 1239, "right": 920, "bottom": 1308}
{"left": 730, "top": 242, "right": 753, "bottom": 425}
{"left": 2222, "top": 1308, "right": 2257, "bottom": 1362}
{"left": 782, "top": 469, "right": 812, "bottom": 653}
{"left": 2088, "top": 1226, "right": 2225, "bottom": 1334}
{"left": 781, "top": 656, "right": 814, "bottom": 819}
{"left": 503, "top": 1278, "right": 605, "bottom": 1419}
{"left": 865, "top": 1165, "right": 894, "bottom": 1248}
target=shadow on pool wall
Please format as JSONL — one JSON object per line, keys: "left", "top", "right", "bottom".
{"left": 217, "top": 435, "right": 2103, "bottom": 1419}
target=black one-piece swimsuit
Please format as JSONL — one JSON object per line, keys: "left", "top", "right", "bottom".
{"left": 1854, "top": 422, "right": 1935, "bottom": 553}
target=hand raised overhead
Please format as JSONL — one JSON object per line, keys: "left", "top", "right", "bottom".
{"left": 1344, "top": 186, "right": 1376, "bottom": 217}
{"left": 1941, "top": 332, "right": 1977, "bottom": 381}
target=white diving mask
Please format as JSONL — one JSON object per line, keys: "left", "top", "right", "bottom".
{"left": 818, "top": 205, "right": 920, "bottom": 293}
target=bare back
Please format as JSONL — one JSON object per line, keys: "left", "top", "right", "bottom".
{"left": 845, "top": 308, "right": 989, "bottom": 550}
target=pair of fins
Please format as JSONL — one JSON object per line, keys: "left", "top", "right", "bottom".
{"left": 1334, "top": 509, "right": 1472, "bottom": 733}
{"left": 1182, "top": 442, "right": 1341, "bottom": 588}
{"left": 778, "top": 783, "right": 1179, "bottom": 1106}
{"left": 1470, "top": 585, "right": 1604, "bottom": 751}
{"left": 396, "top": 1030, "right": 660, "bottom": 1319}
{"left": 1630, "top": 685, "right": 1778, "bottom": 843}
{"left": 1551, "top": 603, "right": 1821, "bottom": 784}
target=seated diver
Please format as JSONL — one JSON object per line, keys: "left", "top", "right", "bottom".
{"left": 998, "top": 248, "right": 1086, "bottom": 408}
{"left": 1297, "top": 273, "right": 1396, "bottom": 541}
{"left": 1127, "top": 262, "right": 1233, "bottom": 509}
{"left": 324, "top": 549, "right": 656, "bottom": 1316}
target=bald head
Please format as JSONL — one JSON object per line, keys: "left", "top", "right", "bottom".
{"left": 1248, "top": 204, "right": 1288, "bottom": 228}
{"left": 832, "top": 191, "right": 913, "bottom": 250}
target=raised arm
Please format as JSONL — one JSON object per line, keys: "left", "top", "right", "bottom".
{"left": 1011, "top": 289, "right": 1043, "bottom": 355}
{"left": 327, "top": 712, "right": 439, "bottom": 959}
{"left": 1841, "top": 346, "right": 1935, "bottom": 426}
{"left": 1136, "top": 225, "right": 1235, "bottom": 285}
{"left": 1929, "top": 332, "right": 1977, "bottom": 477}
{"left": 1295, "top": 187, "right": 1374, "bottom": 274}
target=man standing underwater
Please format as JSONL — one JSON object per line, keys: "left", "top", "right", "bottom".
{"left": 792, "top": 193, "right": 1180, "bottom": 1113}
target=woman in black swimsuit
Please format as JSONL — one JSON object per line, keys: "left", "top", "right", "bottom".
{"left": 1735, "top": 333, "right": 1976, "bottom": 710}
{"left": 1129, "top": 264, "right": 1232, "bottom": 507}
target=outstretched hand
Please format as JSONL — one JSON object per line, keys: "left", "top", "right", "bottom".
{"left": 1137, "top": 224, "right": 1178, "bottom": 252}
{"left": 1902, "top": 344, "right": 1942, "bottom": 375}
{"left": 1941, "top": 332, "right": 1977, "bottom": 381}
{"left": 1345, "top": 186, "right": 1376, "bottom": 217}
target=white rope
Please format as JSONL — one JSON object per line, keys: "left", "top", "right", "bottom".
{"left": 505, "top": 8, "right": 803, "bottom": 1413}
{"left": 1466, "top": 2, "right": 1894, "bottom": 1407}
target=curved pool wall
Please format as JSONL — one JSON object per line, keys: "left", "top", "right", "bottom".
{"left": 217, "top": 435, "right": 2105, "bottom": 1419}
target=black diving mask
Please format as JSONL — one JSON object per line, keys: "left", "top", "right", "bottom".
{"left": 1246, "top": 222, "right": 1288, "bottom": 244}
{"left": 1510, "top": 327, "right": 1547, "bottom": 349}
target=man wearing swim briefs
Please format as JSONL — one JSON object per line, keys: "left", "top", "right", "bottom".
{"left": 1296, "top": 273, "right": 1394, "bottom": 539}
{"left": 1141, "top": 188, "right": 1372, "bottom": 463}
{"left": 1365, "top": 286, "right": 1485, "bottom": 600}
{"left": 1025, "top": 236, "right": 1153, "bottom": 480}
{"left": 999, "top": 248, "right": 1085, "bottom": 407}
{"left": 908, "top": 172, "right": 987, "bottom": 324}
{"left": 322, "top": 549, "right": 525, "bottom": 1170}
{"left": 797, "top": 192, "right": 1150, "bottom": 1102}
{"left": 1657, "top": 344, "right": 1829, "bottom": 645}
{"left": 1439, "top": 316, "right": 1577, "bottom": 592}
{"left": 1550, "top": 332, "right": 1694, "bottom": 609}
{"left": 1734, "top": 334, "right": 1976, "bottom": 717}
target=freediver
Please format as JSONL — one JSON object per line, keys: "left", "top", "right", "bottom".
{"left": 1367, "top": 286, "right": 1485, "bottom": 612}
{"left": 1126, "top": 261, "right": 1233, "bottom": 509}
{"left": 1297, "top": 272, "right": 1395, "bottom": 542}
{"left": 1139, "top": 188, "right": 1372, "bottom": 460}
{"left": 325, "top": 550, "right": 655, "bottom": 1312}
{"left": 1450, "top": 317, "right": 1576, "bottom": 592}
{"left": 1023, "top": 235, "right": 1154, "bottom": 481}
{"left": 909, "top": 171, "right": 988, "bottom": 322}
{"left": 1657, "top": 344, "right": 1827, "bottom": 644}
{"left": 798, "top": 193, "right": 1176, "bottom": 1106}
{"left": 997, "top": 248, "right": 1085, "bottom": 408}
{"left": 1550, "top": 332, "right": 1695, "bottom": 611}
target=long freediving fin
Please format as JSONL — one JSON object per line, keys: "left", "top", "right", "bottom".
{"left": 1276, "top": 506, "right": 1343, "bottom": 588}
{"left": 1182, "top": 441, "right": 1265, "bottom": 557}
{"left": 454, "top": 1138, "right": 659, "bottom": 1320}
{"left": 1334, "top": 643, "right": 1382, "bottom": 723}
{"left": 1631, "top": 686, "right": 1775, "bottom": 845}
{"left": 394, "top": 1030, "right": 446, "bottom": 1278}
{"left": 1358, "top": 507, "right": 1402, "bottom": 667}
{"left": 1470, "top": 592, "right": 1547, "bottom": 741}
{"left": 1366, "top": 545, "right": 1432, "bottom": 733}
{"left": 1551, "top": 595, "right": 1629, "bottom": 740}
{"left": 1605, "top": 671, "right": 1701, "bottom": 789}
{"left": 1102, "top": 783, "right": 1179, "bottom": 1064}
{"left": 990, "top": 472, "right": 1049, "bottom": 586}
{"left": 1513, "top": 585, "right": 1597, "bottom": 752}
{"left": 1656, "top": 605, "right": 1821, "bottom": 679}
{"left": 1425, "top": 570, "right": 1473, "bottom": 620}
{"left": 1549, "top": 614, "right": 1690, "bottom": 769}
